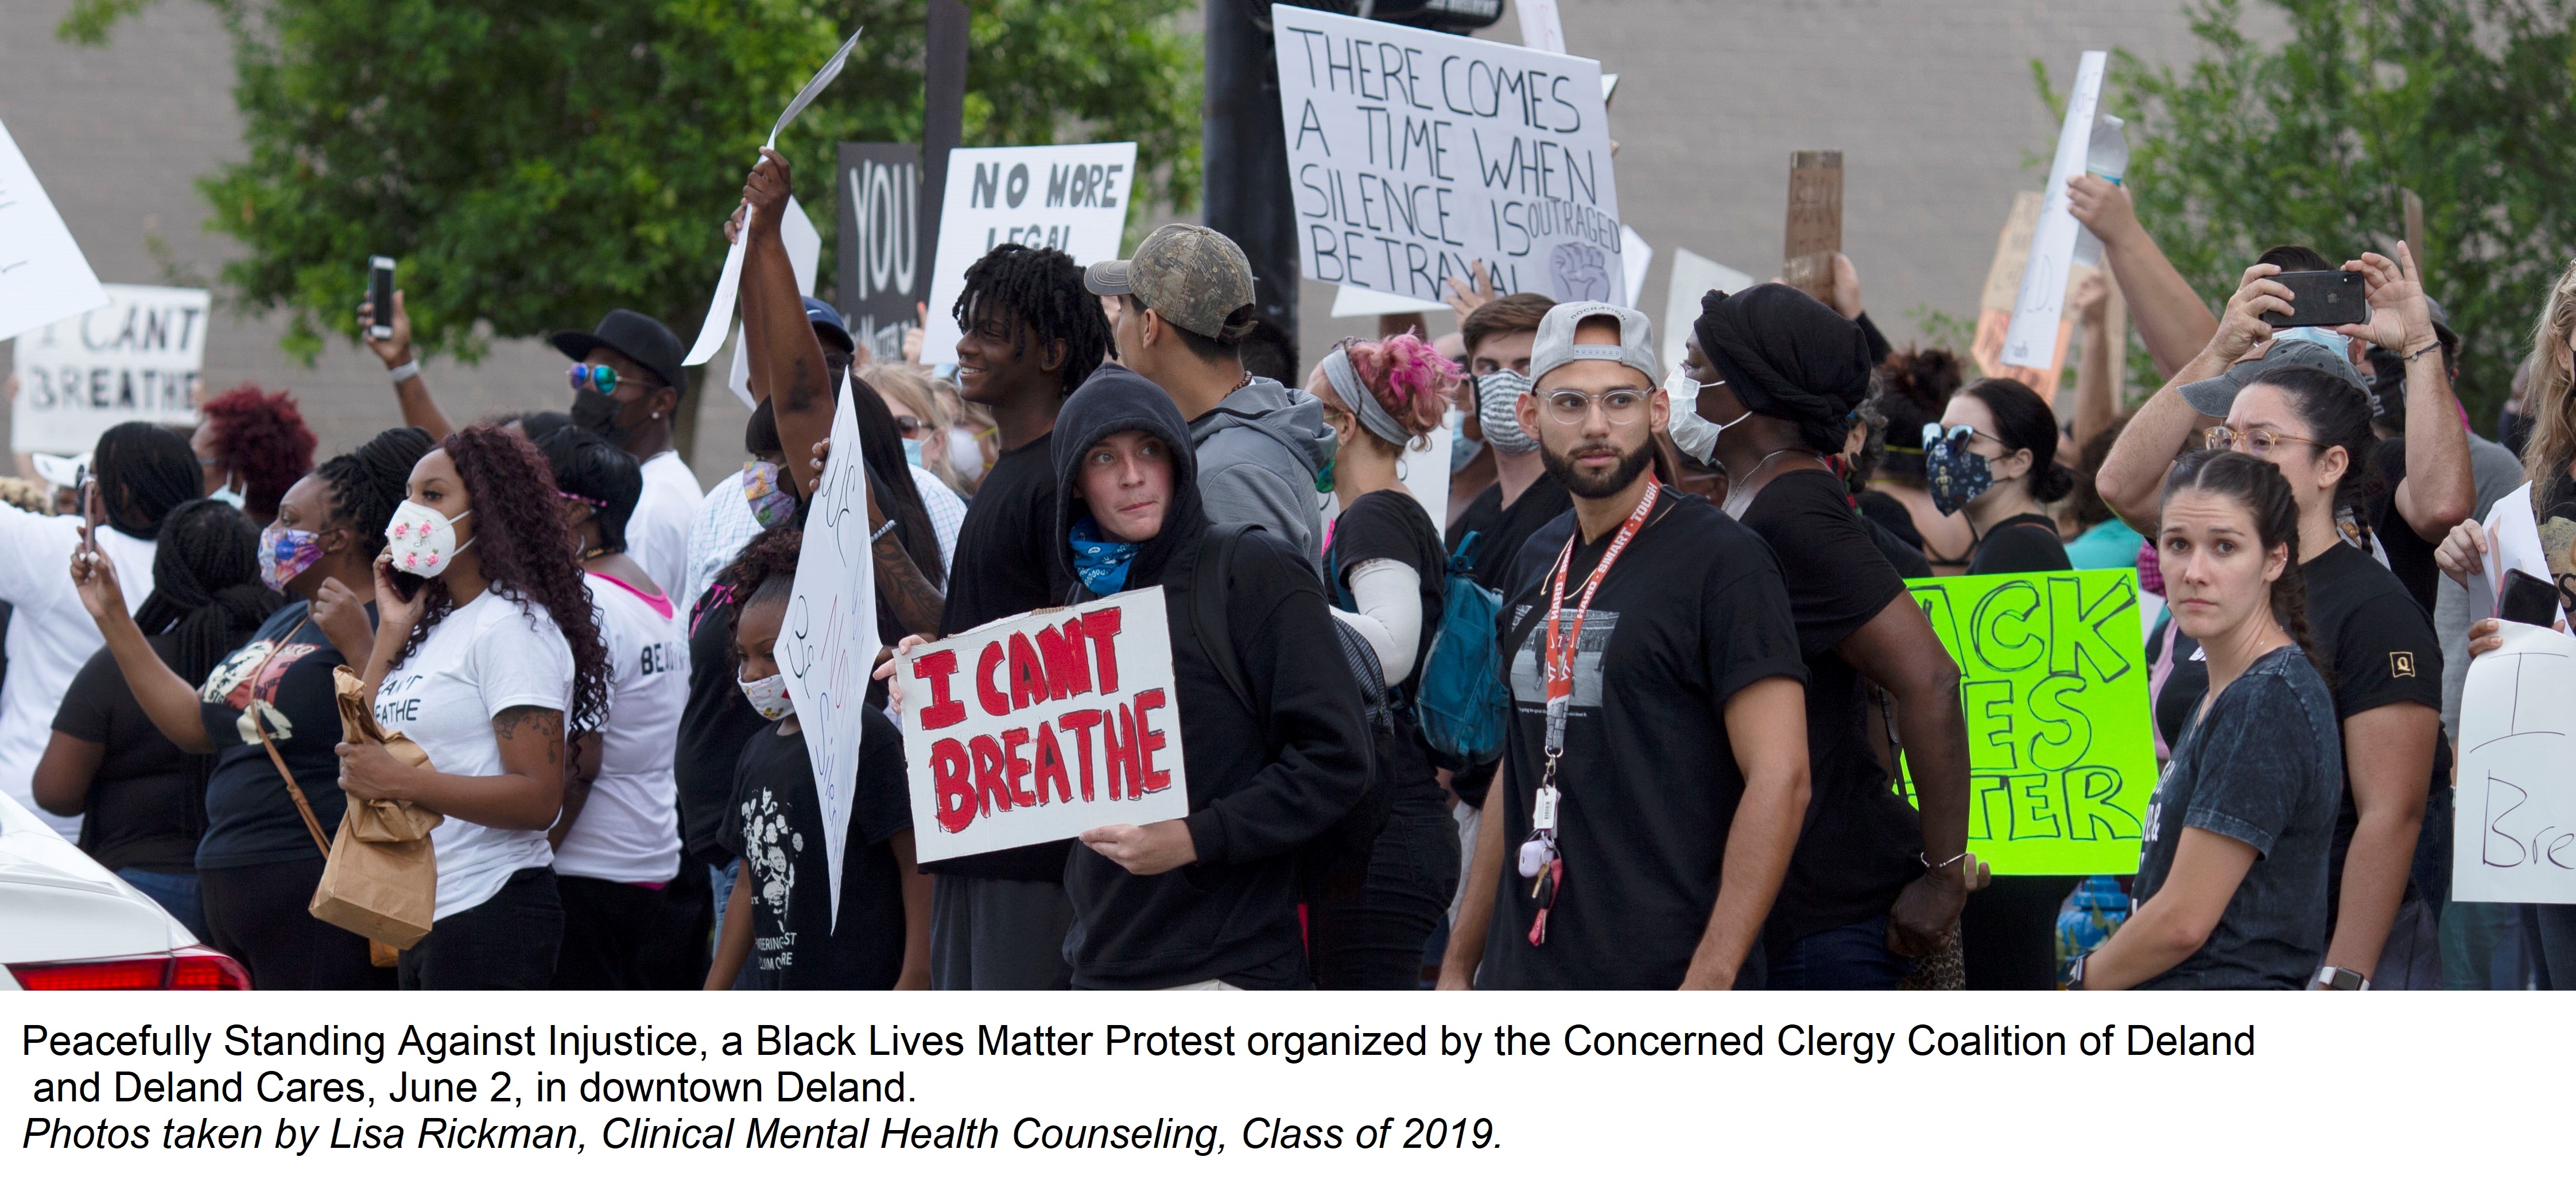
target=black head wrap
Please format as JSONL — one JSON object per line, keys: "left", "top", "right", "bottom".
{"left": 1693, "top": 284, "right": 1875, "bottom": 455}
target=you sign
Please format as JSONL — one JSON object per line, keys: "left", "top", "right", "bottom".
{"left": 895, "top": 589, "right": 1189, "bottom": 862}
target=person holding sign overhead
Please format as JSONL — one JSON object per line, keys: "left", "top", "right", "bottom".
{"left": 1046, "top": 364, "right": 1372, "bottom": 989}
{"left": 2070, "top": 450, "right": 2339, "bottom": 989}
{"left": 1689, "top": 284, "right": 1978, "bottom": 989}
{"left": 1441, "top": 302, "right": 1813, "bottom": 991}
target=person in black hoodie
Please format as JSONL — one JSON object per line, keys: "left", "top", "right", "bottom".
{"left": 1051, "top": 364, "right": 1373, "bottom": 989}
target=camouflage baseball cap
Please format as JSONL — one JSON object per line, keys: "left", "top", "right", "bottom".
{"left": 1084, "top": 223, "right": 1255, "bottom": 340}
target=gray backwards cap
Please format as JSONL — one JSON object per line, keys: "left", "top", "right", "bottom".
{"left": 1530, "top": 301, "right": 1659, "bottom": 387}
{"left": 2178, "top": 337, "right": 2371, "bottom": 417}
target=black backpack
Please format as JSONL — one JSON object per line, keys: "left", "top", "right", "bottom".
{"left": 1192, "top": 523, "right": 1389, "bottom": 903}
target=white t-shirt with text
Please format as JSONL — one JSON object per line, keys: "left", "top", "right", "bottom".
{"left": 373, "top": 590, "right": 573, "bottom": 920}
{"left": 553, "top": 573, "right": 686, "bottom": 884}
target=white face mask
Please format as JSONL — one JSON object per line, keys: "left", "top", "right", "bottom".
{"left": 383, "top": 499, "right": 474, "bottom": 577}
{"left": 208, "top": 484, "right": 246, "bottom": 511}
{"left": 738, "top": 672, "right": 794, "bottom": 720}
{"left": 1665, "top": 363, "right": 1747, "bottom": 464}
{"left": 946, "top": 426, "right": 986, "bottom": 482}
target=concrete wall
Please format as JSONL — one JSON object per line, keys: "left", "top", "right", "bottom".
{"left": 4, "top": 0, "right": 2235, "bottom": 490}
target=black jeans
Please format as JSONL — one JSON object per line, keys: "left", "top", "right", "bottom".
{"left": 1960, "top": 875, "right": 2079, "bottom": 989}
{"left": 200, "top": 858, "right": 394, "bottom": 991}
{"left": 1311, "top": 785, "right": 1460, "bottom": 990}
{"left": 553, "top": 872, "right": 710, "bottom": 990}
{"left": 399, "top": 867, "right": 562, "bottom": 990}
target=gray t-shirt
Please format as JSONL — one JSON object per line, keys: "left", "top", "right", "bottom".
{"left": 2437, "top": 432, "right": 2527, "bottom": 738}
{"left": 2134, "top": 645, "right": 2342, "bottom": 990}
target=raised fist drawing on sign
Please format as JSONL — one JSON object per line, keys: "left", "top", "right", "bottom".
{"left": 1550, "top": 243, "right": 1612, "bottom": 303}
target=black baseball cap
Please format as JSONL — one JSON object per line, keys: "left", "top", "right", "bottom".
{"left": 550, "top": 309, "right": 685, "bottom": 390}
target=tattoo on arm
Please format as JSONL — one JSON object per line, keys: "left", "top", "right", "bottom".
{"left": 872, "top": 531, "right": 947, "bottom": 637}
{"left": 493, "top": 705, "right": 563, "bottom": 755}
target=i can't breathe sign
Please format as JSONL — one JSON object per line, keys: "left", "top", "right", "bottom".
{"left": 895, "top": 589, "right": 1189, "bottom": 861}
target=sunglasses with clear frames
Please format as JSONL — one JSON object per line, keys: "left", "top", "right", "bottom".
{"left": 2203, "top": 425, "right": 2323, "bottom": 456}
{"left": 1539, "top": 388, "right": 1652, "bottom": 425}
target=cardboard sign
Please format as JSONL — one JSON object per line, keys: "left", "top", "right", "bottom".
{"left": 774, "top": 374, "right": 879, "bottom": 929}
{"left": 1782, "top": 150, "right": 1842, "bottom": 304}
{"left": 1659, "top": 247, "right": 1755, "bottom": 372}
{"left": 0, "top": 115, "right": 111, "bottom": 343}
{"left": 1999, "top": 49, "right": 2106, "bottom": 370}
{"left": 1271, "top": 6, "right": 1620, "bottom": 305}
{"left": 2453, "top": 620, "right": 2576, "bottom": 903}
{"left": 836, "top": 142, "right": 924, "bottom": 362}
{"left": 918, "top": 142, "right": 1138, "bottom": 366}
{"left": 895, "top": 588, "right": 1189, "bottom": 861}
{"left": 1897, "top": 569, "right": 2159, "bottom": 876}
{"left": 10, "top": 285, "right": 210, "bottom": 455}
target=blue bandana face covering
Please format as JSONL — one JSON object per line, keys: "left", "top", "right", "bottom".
{"left": 1069, "top": 515, "right": 1140, "bottom": 595}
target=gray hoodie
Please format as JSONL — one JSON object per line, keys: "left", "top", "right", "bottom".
{"left": 1188, "top": 375, "right": 1334, "bottom": 577}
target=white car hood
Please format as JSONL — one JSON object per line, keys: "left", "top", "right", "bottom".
{"left": 0, "top": 791, "right": 193, "bottom": 972}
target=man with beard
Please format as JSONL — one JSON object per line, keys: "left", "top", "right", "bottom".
{"left": 1438, "top": 301, "right": 1812, "bottom": 989}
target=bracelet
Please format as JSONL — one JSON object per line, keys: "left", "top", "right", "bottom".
{"left": 1921, "top": 849, "right": 1970, "bottom": 871}
{"left": 2402, "top": 340, "right": 2442, "bottom": 364}
{"left": 869, "top": 518, "right": 898, "bottom": 543}
{"left": 385, "top": 359, "right": 421, "bottom": 385}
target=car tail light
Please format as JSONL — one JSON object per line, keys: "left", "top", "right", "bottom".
{"left": 10, "top": 946, "right": 252, "bottom": 991}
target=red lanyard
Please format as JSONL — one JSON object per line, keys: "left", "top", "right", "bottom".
{"left": 1540, "top": 478, "right": 1659, "bottom": 759}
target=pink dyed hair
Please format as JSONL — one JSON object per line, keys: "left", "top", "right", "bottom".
{"left": 1337, "top": 330, "right": 1461, "bottom": 442}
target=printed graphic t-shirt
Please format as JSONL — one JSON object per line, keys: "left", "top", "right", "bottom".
{"left": 555, "top": 573, "right": 687, "bottom": 884}
{"left": 1479, "top": 493, "right": 1806, "bottom": 989}
{"left": 196, "top": 601, "right": 370, "bottom": 869}
{"left": 720, "top": 711, "right": 914, "bottom": 988}
{"left": 373, "top": 591, "right": 574, "bottom": 920}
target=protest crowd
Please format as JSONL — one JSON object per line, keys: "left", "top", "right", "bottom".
{"left": 10, "top": 36, "right": 2576, "bottom": 996}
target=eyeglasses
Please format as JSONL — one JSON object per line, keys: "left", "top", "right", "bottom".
{"left": 1538, "top": 388, "right": 1652, "bottom": 426}
{"left": 2205, "top": 425, "right": 2323, "bottom": 456}
{"left": 891, "top": 416, "right": 924, "bottom": 438}
{"left": 568, "top": 363, "right": 623, "bottom": 395}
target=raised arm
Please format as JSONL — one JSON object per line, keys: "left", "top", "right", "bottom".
{"left": 360, "top": 291, "right": 454, "bottom": 442}
{"left": 2068, "top": 175, "right": 2218, "bottom": 379}
{"left": 2096, "top": 265, "right": 2292, "bottom": 530}
{"left": 67, "top": 543, "right": 216, "bottom": 753}
{"left": 738, "top": 149, "right": 835, "bottom": 498}
{"left": 2068, "top": 270, "right": 2121, "bottom": 450}
{"left": 1685, "top": 676, "right": 1809, "bottom": 989}
{"left": 2346, "top": 246, "right": 2473, "bottom": 540}
{"left": 1833, "top": 592, "right": 1972, "bottom": 956}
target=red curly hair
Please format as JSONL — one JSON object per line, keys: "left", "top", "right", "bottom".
{"left": 198, "top": 385, "right": 317, "bottom": 519}
{"left": 395, "top": 425, "right": 610, "bottom": 733}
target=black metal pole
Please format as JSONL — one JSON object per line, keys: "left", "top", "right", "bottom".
{"left": 918, "top": 0, "right": 969, "bottom": 311}
{"left": 1202, "top": 1, "right": 1297, "bottom": 344}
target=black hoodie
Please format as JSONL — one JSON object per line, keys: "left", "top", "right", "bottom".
{"left": 1050, "top": 365, "right": 1372, "bottom": 989}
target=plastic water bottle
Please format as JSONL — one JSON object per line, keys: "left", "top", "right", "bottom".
{"left": 2070, "top": 115, "right": 2129, "bottom": 268}
{"left": 2055, "top": 875, "right": 2131, "bottom": 988}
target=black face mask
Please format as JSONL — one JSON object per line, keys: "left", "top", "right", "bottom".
{"left": 571, "top": 388, "right": 631, "bottom": 445}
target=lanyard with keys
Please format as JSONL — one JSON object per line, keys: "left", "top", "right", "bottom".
{"left": 1520, "top": 478, "right": 1659, "bottom": 946}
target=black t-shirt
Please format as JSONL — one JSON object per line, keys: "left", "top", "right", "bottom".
{"left": 1444, "top": 473, "right": 1573, "bottom": 807}
{"left": 1966, "top": 513, "right": 2072, "bottom": 576}
{"left": 1865, "top": 515, "right": 1934, "bottom": 579}
{"left": 1478, "top": 494, "right": 1807, "bottom": 989}
{"left": 926, "top": 433, "right": 1077, "bottom": 880}
{"left": 719, "top": 711, "right": 914, "bottom": 988}
{"left": 677, "top": 582, "right": 770, "bottom": 866}
{"left": 1331, "top": 489, "right": 1449, "bottom": 795}
{"left": 2369, "top": 437, "right": 2441, "bottom": 613}
{"left": 55, "top": 633, "right": 200, "bottom": 873}
{"left": 1855, "top": 488, "right": 1924, "bottom": 553}
{"left": 2300, "top": 541, "right": 2447, "bottom": 910}
{"left": 2135, "top": 645, "right": 2341, "bottom": 989}
{"left": 195, "top": 601, "right": 370, "bottom": 870}
{"left": 1737, "top": 469, "right": 1926, "bottom": 948}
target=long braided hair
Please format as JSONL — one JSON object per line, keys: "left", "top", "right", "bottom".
{"left": 315, "top": 427, "right": 433, "bottom": 566}
{"left": 132, "top": 499, "right": 284, "bottom": 817}
{"left": 89, "top": 422, "right": 200, "bottom": 539}
{"left": 395, "top": 426, "right": 610, "bottom": 733}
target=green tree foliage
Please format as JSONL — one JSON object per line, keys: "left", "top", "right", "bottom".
{"left": 2077, "top": 0, "right": 2576, "bottom": 418}
{"left": 60, "top": 0, "right": 1200, "bottom": 369}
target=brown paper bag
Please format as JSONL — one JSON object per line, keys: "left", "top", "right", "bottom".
{"left": 308, "top": 667, "right": 444, "bottom": 950}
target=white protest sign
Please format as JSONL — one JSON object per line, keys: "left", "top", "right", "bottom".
{"left": 726, "top": 196, "right": 824, "bottom": 409}
{"left": 895, "top": 588, "right": 1190, "bottom": 861}
{"left": 2466, "top": 482, "right": 2569, "bottom": 629}
{"left": 1659, "top": 247, "right": 1755, "bottom": 371}
{"left": 2000, "top": 49, "right": 2105, "bottom": 369}
{"left": 682, "top": 28, "right": 866, "bottom": 367}
{"left": 918, "top": 142, "right": 1138, "bottom": 366}
{"left": 775, "top": 372, "right": 879, "bottom": 929}
{"left": 10, "top": 285, "right": 210, "bottom": 455}
{"left": 1329, "top": 285, "right": 1447, "bottom": 319}
{"left": 0, "top": 115, "right": 111, "bottom": 344}
{"left": 1619, "top": 223, "right": 1652, "bottom": 310}
{"left": 1400, "top": 421, "right": 1453, "bottom": 530}
{"left": 1272, "top": 6, "right": 1620, "bottom": 306}
{"left": 1516, "top": 0, "right": 1567, "bottom": 55}
{"left": 2454, "top": 620, "right": 2576, "bottom": 903}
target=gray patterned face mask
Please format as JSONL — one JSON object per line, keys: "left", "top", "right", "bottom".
{"left": 1476, "top": 370, "right": 1539, "bottom": 455}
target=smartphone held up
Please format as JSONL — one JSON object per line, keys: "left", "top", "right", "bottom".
{"left": 368, "top": 256, "right": 397, "bottom": 339}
